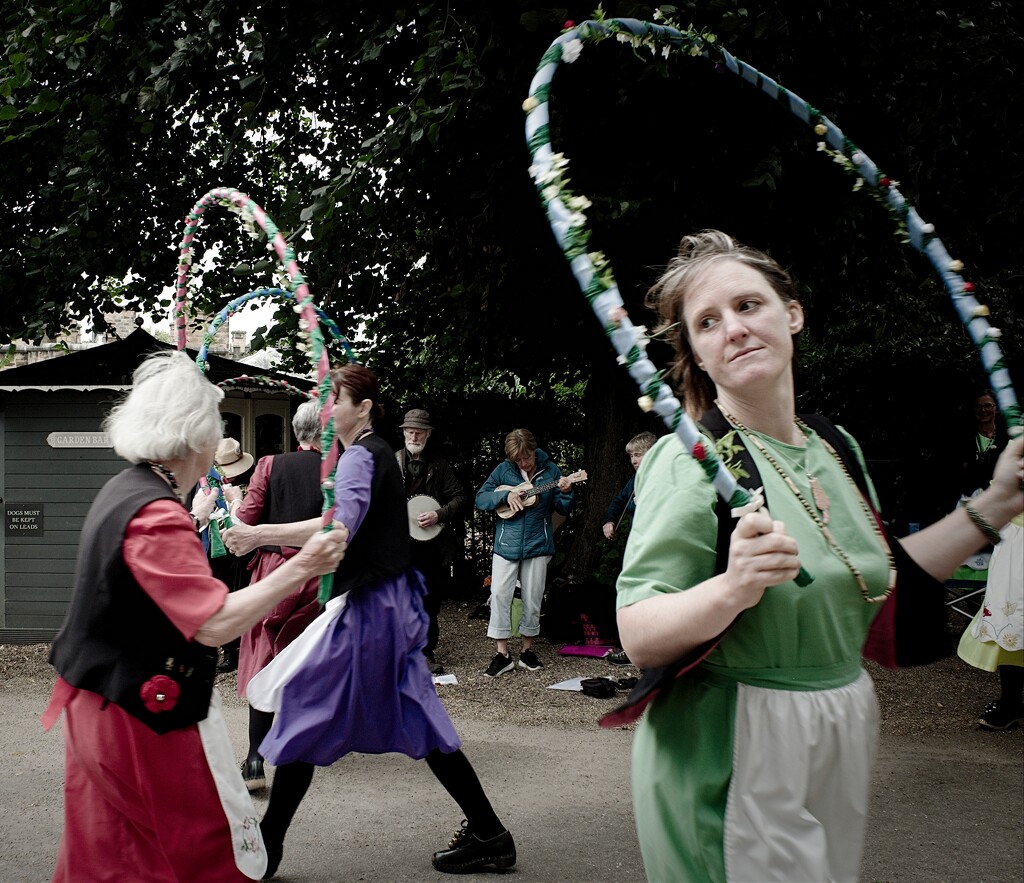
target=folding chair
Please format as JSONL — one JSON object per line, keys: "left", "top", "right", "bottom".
{"left": 945, "top": 553, "right": 989, "bottom": 620}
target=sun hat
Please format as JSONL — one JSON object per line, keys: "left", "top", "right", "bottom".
{"left": 399, "top": 409, "right": 433, "bottom": 430}
{"left": 215, "top": 438, "right": 254, "bottom": 479}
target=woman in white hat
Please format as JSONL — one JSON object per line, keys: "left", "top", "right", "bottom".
{"left": 207, "top": 437, "right": 257, "bottom": 673}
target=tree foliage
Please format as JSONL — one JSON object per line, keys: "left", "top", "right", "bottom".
{"left": 2, "top": 0, "right": 1020, "bottom": 577}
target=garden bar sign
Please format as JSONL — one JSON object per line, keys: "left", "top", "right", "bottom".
{"left": 46, "top": 432, "right": 111, "bottom": 448}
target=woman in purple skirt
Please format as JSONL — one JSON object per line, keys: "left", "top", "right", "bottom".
{"left": 223, "top": 364, "right": 514, "bottom": 879}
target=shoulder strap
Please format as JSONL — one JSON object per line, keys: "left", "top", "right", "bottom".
{"left": 697, "top": 407, "right": 762, "bottom": 577}
{"left": 798, "top": 413, "right": 871, "bottom": 500}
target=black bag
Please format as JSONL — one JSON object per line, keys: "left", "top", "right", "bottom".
{"left": 580, "top": 677, "right": 617, "bottom": 699}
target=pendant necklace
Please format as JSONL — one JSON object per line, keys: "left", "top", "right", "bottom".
{"left": 715, "top": 402, "right": 895, "bottom": 604}
{"left": 807, "top": 475, "right": 831, "bottom": 525}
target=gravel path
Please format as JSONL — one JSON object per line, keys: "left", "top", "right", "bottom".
{"left": 0, "top": 601, "right": 1019, "bottom": 737}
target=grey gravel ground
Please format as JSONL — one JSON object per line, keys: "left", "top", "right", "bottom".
{"left": 1, "top": 601, "right": 1021, "bottom": 882}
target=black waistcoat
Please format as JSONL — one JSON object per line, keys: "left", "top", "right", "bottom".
{"left": 331, "top": 432, "right": 411, "bottom": 598}
{"left": 49, "top": 464, "right": 218, "bottom": 733}
{"left": 260, "top": 449, "right": 324, "bottom": 552}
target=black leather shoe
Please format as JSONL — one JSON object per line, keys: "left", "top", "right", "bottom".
{"left": 242, "top": 757, "right": 266, "bottom": 792}
{"left": 217, "top": 650, "right": 238, "bottom": 673}
{"left": 432, "top": 820, "right": 516, "bottom": 873}
{"left": 424, "top": 651, "right": 445, "bottom": 675}
{"left": 979, "top": 699, "right": 1024, "bottom": 731}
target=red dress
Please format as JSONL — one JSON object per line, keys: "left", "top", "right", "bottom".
{"left": 235, "top": 453, "right": 323, "bottom": 695}
{"left": 44, "top": 501, "right": 258, "bottom": 882}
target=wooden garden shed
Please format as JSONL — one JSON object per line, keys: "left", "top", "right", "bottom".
{"left": 0, "top": 327, "right": 313, "bottom": 643}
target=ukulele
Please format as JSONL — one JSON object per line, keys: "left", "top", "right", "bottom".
{"left": 494, "top": 470, "right": 588, "bottom": 519}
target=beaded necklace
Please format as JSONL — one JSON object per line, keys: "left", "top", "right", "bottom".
{"left": 715, "top": 402, "right": 896, "bottom": 604}
{"left": 147, "top": 461, "right": 180, "bottom": 493}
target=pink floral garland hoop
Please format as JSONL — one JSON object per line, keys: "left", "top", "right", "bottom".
{"left": 173, "top": 186, "right": 341, "bottom": 600}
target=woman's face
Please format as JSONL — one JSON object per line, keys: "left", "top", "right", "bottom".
{"left": 974, "top": 395, "right": 996, "bottom": 423}
{"left": 332, "top": 388, "right": 370, "bottom": 442}
{"left": 682, "top": 259, "right": 803, "bottom": 396}
{"left": 513, "top": 450, "right": 537, "bottom": 474}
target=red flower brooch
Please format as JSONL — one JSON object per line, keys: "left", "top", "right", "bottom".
{"left": 140, "top": 675, "right": 180, "bottom": 713}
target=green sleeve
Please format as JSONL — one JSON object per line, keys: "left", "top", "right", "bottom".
{"left": 616, "top": 435, "right": 720, "bottom": 610}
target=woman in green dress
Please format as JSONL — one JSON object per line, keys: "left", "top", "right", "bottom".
{"left": 616, "top": 230, "right": 1024, "bottom": 882}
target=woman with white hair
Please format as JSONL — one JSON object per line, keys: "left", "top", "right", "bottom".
{"left": 43, "top": 351, "right": 346, "bottom": 882}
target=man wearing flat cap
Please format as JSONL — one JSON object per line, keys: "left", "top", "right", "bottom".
{"left": 397, "top": 409, "right": 467, "bottom": 674}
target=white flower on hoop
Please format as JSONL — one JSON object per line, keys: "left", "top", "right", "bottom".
{"left": 529, "top": 163, "right": 559, "bottom": 186}
{"left": 561, "top": 38, "right": 583, "bottom": 63}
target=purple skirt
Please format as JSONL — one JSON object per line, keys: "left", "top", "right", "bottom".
{"left": 259, "top": 569, "right": 461, "bottom": 766}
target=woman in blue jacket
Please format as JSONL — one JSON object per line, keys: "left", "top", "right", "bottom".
{"left": 476, "top": 428, "right": 575, "bottom": 676}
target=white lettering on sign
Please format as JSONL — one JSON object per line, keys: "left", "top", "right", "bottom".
{"left": 46, "top": 432, "right": 112, "bottom": 448}
{"left": 4, "top": 503, "right": 44, "bottom": 535}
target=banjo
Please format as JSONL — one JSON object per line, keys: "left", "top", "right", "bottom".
{"left": 407, "top": 494, "right": 444, "bottom": 541}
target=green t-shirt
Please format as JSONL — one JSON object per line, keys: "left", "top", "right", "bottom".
{"left": 617, "top": 426, "right": 888, "bottom": 689}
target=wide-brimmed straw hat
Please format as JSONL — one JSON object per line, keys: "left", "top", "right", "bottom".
{"left": 215, "top": 438, "right": 254, "bottom": 479}
{"left": 399, "top": 409, "right": 433, "bottom": 431}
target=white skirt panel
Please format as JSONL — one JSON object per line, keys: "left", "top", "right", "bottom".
{"left": 246, "top": 594, "right": 348, "bottom": 713}
{"left": 723, "top": 669, "right": 879, "bottom": 883}
{"left": 196, "top": 690, "right": 267, "bottom": 879}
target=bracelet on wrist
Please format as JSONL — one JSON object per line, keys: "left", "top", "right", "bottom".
{"left": 963, "top": 503, "right": 1002, "bottom": 545}
{"left": 190, "top": 513, "right": 203, "bottom": 533}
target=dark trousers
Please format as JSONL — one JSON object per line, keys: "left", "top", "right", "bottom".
{"left": 411, "top": 541, "right": 445, "bottom": 657}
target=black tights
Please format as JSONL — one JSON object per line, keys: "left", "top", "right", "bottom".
{"left": 260, "top": 749, "right": 503, "bottom": 848}
{"left": 247, "top": 707, "right": 275, "bottom": 764}
{"left": 998, "top": 665, "right": 1024, "bottom": 705}
{"left": 425, "top": 748, "right": 503, "bottom": 839}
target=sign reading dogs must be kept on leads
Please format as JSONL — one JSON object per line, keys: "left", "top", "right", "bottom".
{"left": 5, "top": 503, "right": 44, "bottom": 536}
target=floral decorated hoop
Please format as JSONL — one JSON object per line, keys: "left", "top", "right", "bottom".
{"left": 195, "top": 287, "right": 357, "bottom": 375}
{"left": 524, "top": 15, "right": 1022, "bottom": 539}
{"left": 174, "top": 187, "right": 346, "bottom": 600}
{"left": 216, "top": 374, "right": 316, "bottom": 399}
